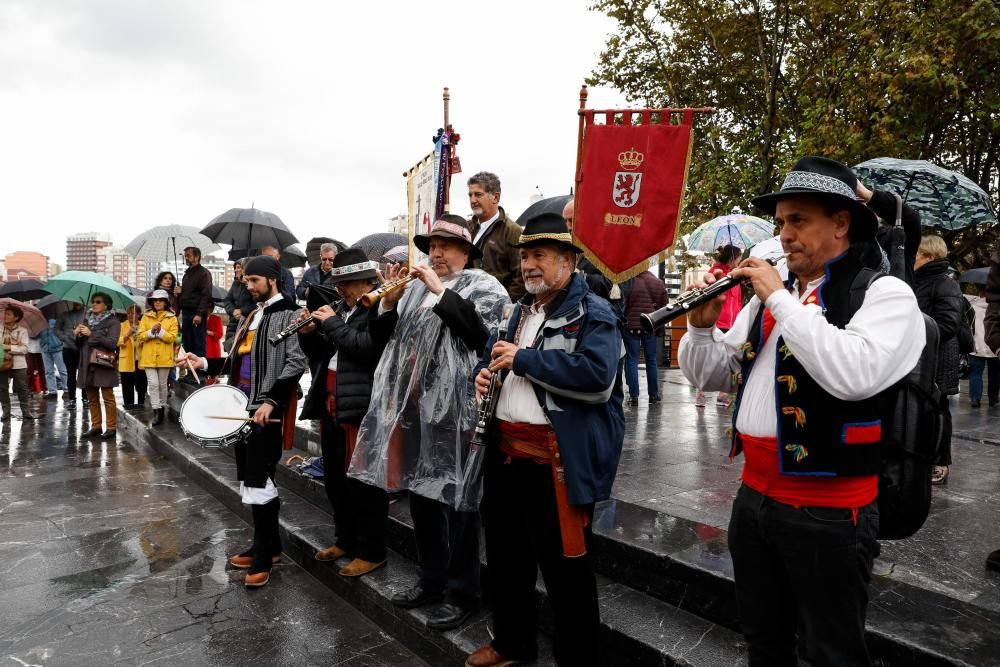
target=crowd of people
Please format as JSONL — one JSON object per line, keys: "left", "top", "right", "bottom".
{"left": 1, "top": 162, "right": 998, "bottom": 667}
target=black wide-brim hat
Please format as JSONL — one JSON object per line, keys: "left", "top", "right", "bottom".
{"left": 328, "top": 247, "right": 379, "bottom": 284}
{"left": 515, "top": 212, "right": 584, "bottom": 253}
{"left": 413, "top": 219, "right": 482, "bottom": 260}
{"left": 750, "top": 156, "right": 878, "bottom": 240}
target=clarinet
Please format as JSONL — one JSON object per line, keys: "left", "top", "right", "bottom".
{"left": 268, "top": 298, "right": 345, "bottom": 345}
{"left": 640, "top": 255, "right": 785, "bottom": 334}
{"left": 471, "top": 306, "right": 514, "bottom": 448}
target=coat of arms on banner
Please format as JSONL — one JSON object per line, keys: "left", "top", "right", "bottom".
{"left": 612, "top": 148, "right": 644, "bottom": 209}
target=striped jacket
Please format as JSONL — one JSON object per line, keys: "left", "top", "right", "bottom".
{"left": 477, "top": 273, "right": 625, "bottom": 505}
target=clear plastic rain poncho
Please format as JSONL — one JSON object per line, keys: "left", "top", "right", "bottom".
{"left": 349, "top": 269, "right": 510, "bottom": 511}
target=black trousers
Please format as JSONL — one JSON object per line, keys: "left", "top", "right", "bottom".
{"left": 728, "top": 484, "right": 879, "bottom": 667}
{"left": 937, "top": 394, "right": 953, "bottom": 466}
{"left": 62, "top": 347, "right": 80, "bottom": 399}
{"left": 320, "top": 414, "right": 389, "bottom": 562}
{"left": 483, "top": 445, "right": 599, "bottom": 665}
{"left": 408, "top": 491, "right": 480, "bottom": 607}
{"left": 120, "top": 370, "right": 147, "bottom": 406}
{"left": 250, "top": 497, "right": 282, "bottom": 573}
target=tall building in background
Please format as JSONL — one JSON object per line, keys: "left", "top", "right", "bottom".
{"left": 199, "top": 255, "right": 232, "bottom": 290}
{"left": 66, "top": 232, "right": 113, "bottom": 272}
{"left": 96, "top": 246, "right": 151, "bottom": 291}
{"left": 4, "top": 251, "right": 50, "bottom": 280}
{"left": 388, "top": 213, "right": 407, "bottom": 235}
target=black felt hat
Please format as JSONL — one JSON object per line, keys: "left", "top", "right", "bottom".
{"left": 750, "top": 156, "right": 878, "bottom": 240}
{"left": 515, "top": 212, "right": 583, "bottom": 253}
{"left": 328, "top": 247, "right": 379, "bottom": 283}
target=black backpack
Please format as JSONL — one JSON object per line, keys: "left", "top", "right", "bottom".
{"left": 850, "top": 270, "right": 943, "bottom": 540}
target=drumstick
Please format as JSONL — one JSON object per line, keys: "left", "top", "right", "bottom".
{"left": 207, "top": 415, "right": 282, "bottom": 424}
{"left": 178, "top": 345, "right": 201, "bottom": 385}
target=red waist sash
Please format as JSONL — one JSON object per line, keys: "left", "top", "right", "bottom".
{"left": 739, "top": 432, "right": 877, "bottom": 509}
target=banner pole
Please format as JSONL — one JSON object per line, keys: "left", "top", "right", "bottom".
{"left": 443, "top": 86, "right": 451, "bottom": 214}
{"left": 572, "top": 84, "right": 588, "bottom": 234}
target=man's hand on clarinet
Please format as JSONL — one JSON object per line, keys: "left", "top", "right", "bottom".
{"left": 475, "top": 368, "right": 493, "bottom": 403}
{"left": 488, "top": 341, "right": 518, "bottom": 373}
{"left": 685, "top": 272, "right": 728, "bottom": 329}
{"left": 730, "top": 257, "right": 784, "bottom": 304}
{"left": 311, "top": 305, "right": 336, "bottom": 323}
{"left": 296, "top": 308, "right": 318, "bottom": 333}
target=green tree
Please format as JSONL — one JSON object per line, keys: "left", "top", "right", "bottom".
{"left": 589, "top": 0, "right": 1000, "bottom": 267}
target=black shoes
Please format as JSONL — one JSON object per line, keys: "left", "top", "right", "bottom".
{"left": 426, "top": 602, "right": 476, "bottom": 631}
{"left": 390, "top": 585, "right": 444, "bottom": 609}
{"left": 649, "top": 395, "right": 662, "bottom": 403}
{"left": 151, "top": 408, "right": 165, "bottom": 426}
{"left": 81, "top": 427, "right": 103, "bottom": 438}
{"left": 987, "top": 549, "right": 1000, "bottom": 573}
{"left": 971, "top": 400, "right": 981, "bottom": 408}
{"left": 101, "top": 429, "right": 117, "bottom": 440}
{"left": 629, "top": 396, "right": 639, "bottom": 406}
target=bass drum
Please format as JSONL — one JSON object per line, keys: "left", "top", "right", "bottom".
{"left": 179, "top": 384, "right": 250, "bottom": 448}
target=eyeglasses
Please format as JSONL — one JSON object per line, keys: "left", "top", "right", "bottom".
{"left": 320, "top": 257, "right": 335, "bottom": 263}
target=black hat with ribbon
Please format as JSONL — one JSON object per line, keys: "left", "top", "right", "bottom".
{"left": 515, "top": 212, "right": 583, "bottom": 253}
{"left": 328, "top": 247, "right": 379, "bottom": 284}
{"left": 750, "top": 156, "right": 878, "bottom": 240}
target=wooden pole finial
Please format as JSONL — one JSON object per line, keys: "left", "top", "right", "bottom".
{"left": 443, "top": 86, "right": 450, "bottom": 128}
{"left": 579, "top": 84, "right": 588, "bottom": 109}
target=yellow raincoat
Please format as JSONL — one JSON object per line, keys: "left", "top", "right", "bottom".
{"left": 137, "top": 310, "right": 179, "bottom": 368}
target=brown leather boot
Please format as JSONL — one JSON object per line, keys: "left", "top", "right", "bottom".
{"left": 244, "top": 571, "right": 270, "bottom": 588}
{"left": 339, "top": 558, "right": 386, "bottom": 577}
{"left": 465, "top": 644, "right": 518, "bottom": 667}
{"left": 314, "top": 544, "right": 350, "bottom": 561}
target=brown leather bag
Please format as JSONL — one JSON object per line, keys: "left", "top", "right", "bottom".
{"left": 89, "top": 347, "right": 117, "bottom": 369}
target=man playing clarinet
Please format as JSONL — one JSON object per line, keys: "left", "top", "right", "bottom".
{"left": 466, "top": 212, "right": 625, "bottom": 667}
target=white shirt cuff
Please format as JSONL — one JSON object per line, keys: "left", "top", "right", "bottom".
{"left": 685, "top": 324, "right": 718, "bottom": 340}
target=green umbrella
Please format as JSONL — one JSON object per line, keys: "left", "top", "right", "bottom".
{"left": 43, "top": 271, "right": 141, "bottom": 312}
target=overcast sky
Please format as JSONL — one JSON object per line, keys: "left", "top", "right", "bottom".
{"left": 0, "top": 0, "right": 629, "bottom": 267}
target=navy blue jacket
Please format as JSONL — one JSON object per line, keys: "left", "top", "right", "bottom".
{"left": 477, "top": 273, "right": 625, "bottom": 505}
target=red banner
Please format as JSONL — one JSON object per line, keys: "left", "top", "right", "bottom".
{"left": 574, "top": 120, "right": 694, "bottom": 283}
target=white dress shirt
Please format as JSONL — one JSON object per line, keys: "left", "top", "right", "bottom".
{"left": 679, "top": 274, "right": 925, "bottom": 438}
{"left": 472, "top": 211, "right": 500, "bottom": 246}
{"left": 495, "top": 303, "right": 549, "bottom": 425}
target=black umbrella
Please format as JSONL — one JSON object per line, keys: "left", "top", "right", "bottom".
{"left": 35, "top": 294, "right": 74, "bottom": 318}
{"left": 959, "top": 267, "right": 989, "bottom": 285}
{"left": 516, "top": 194, "right": 572, "bottom": 227}
{"left": 228, "top": 244, "right": 306, "bottom": 269}
{"left": 121, "top": 284, "right": 149, "bottom": 297}
{"left": 350, "top": 233, "right": 407, "bottom": 262}
{"left": 201, "top": 207, "right": 299, "bottom": 251}
{"left": 0, "top": 279, "right": 48, "bottom": 301}
{"left": 212, "top": 285, "right": 228, "bottom": 303}
{"left": 305, "top": 237, "right": 349, "bottom": 266}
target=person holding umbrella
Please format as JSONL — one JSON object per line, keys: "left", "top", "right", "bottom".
{"left": 296, "top": 242, "right": 338, "bottom": 304}
{"left": 223, "top": 259, "right": 254, "bottom": 346}
{"left": 1, "top": 305, "right": 39, "bottom": 421}
{"left": 76, "top": 292, "right": 121, "bottom": 439}
{"left": 151, "top": 271, "right": 181, "bottom": 315}
{"left": 965, "top": 283, "right": 998, "bottom": 408}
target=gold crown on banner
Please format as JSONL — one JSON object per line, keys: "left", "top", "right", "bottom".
{"left": 618, "top": 147, "right": 644, "bottom": 171}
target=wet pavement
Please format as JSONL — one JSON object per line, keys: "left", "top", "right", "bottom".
{"left": 618, "top": 367, "right": 1000, "bottom": 614}
{"left": 0, "top": 400, "right": 426, "bottom": 667}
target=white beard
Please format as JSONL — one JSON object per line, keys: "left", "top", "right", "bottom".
{"left": 524, "top": 265, "right": 568, "bottom": 296}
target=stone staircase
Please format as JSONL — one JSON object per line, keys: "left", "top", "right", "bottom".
{"left": 116, "top": 382, "right": 1000, "bottom": 667}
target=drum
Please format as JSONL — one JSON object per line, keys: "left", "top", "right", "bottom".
{"left": 179, "top": 384, "right": 250, "bottom": 448}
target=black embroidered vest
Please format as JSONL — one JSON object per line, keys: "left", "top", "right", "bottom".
{"left": 731, "top": 251, "right": 883, "bottom": 477}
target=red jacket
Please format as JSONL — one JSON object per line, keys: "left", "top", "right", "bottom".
{"left": 206, "top": 313, "right": 224, "bottom": 359}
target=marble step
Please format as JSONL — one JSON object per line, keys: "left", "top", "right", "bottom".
{"left": 164, "top": 382, "right": 1000, "bottom": 666}
{"left": 133, "top": 396, "right": 748, "bottom": 666}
